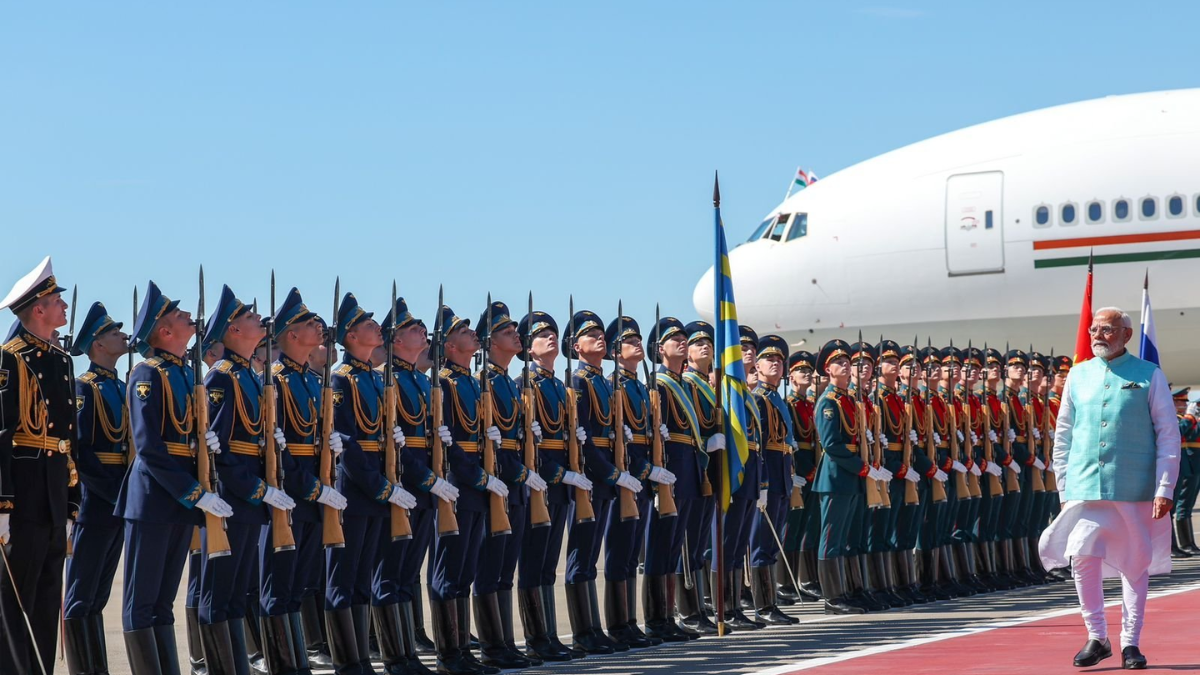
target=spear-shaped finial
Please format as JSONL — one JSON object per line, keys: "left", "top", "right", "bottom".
{"left": 713, "top": 171, "right": 721, "bottom": 208}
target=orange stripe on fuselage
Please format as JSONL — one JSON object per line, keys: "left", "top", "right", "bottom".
{"left": 1033, "top": 229, "right": 1200, "bottom": 250}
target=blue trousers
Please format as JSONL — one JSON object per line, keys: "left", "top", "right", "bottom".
{"left": 629, "top": 492, "right": 654, "bottom": 577}
{"left": 564, "top": 494, "right": 611, "bottom": 584}
{"left": 475, "top": 502, "right": 525, "bottom": 595}
{"left": 374, "top": 524, "right": 408, "bottom": 606}
{"left": 64, "top": 520, "right": 124, "bottom": 618}
{"left": 396, "top": 507, "right": 434, "bottom": 602}
{"left": 325, "top": 515, "right": 383, "bottom": 609}
{"left": 290, "top": 520, "right": 324, "bottom": 612}
{"left": 258, "top": 523, "right": 298, "bottom": 617}
{"left": 722, "top": 497, "right": 755, "bottom": 570}
{"left": 199, "top": 522, "right": 259, "bottom": 624}
{"left": 686, "top": 495, "right": 712, "bottom": 573}
{"left": 644, "top": 497, "right": 695, "bottom": 576}
{"left": 604, "top": 494, "right": 641, "bottom": 582}
{"left": 430, "top": 510, "right": 484, "bottom": 601}
{"left": 696, "top": 495, "right": 715, "bottom": 565}
{"left": 122, "top": 521, "right": 192, "bottom": 631}
{"left": 750, "top": 493, "right": 787, "bottom": 567}
{"left": 519, "top": 502, "right": 568, "bottom": 588}
{"left": 1012, "top": 469, "right": 1036, "bottom": 538}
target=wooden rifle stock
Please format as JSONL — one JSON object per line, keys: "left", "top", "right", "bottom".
{"left": 947, "top": 396, "right": 969, "bottom": 500}
{"left": 430, "top": 386, "right": 459, "bottom": 536}
{"left": 901, "top": 400, "right": 919, "bottom": 505}
{"left": 263, "top": 378, "right": 296, "bottom": 552}
{"left": 565, "top": 385, "right": 596, "bottom": 523}
{"left": 482, "top": 390, "right": 512, "bottom": 535}
{"left": 982, "top": 394, "right": 1004, "bottom": 497}
{"left": 612, "top": 382, "right": 639, "bottom": 521}
{"left": 195, "top": 381, "right": 232, "bottom": 558}
{"left": 924, "top": 399, "right": 947, "bottom": 503}
{"left": 1001, "top": 395, "right": 1020, "bottom": 494}
{"left": 1042, "top": 403, "right": 1058, "bottom": 492}
{"left": 649, "top": 388, "right": 678, "bottom": 517}
{"left": 525, "top": 387, "right": 551, "bottom": 527}
{"left": 859, "top": 399, "right": 883, "bottom": 508}
{"left": 320, "top": 381, "right": 346, "bottom": 548}
{"left": 961, "top": 393, "right": 982, "bottom": 499}
{"left": 871, "top": 397, "right": 890, "bottom": 508}
{"left": 1025, "top": 400, "right": 1046, "bottom": 493}
{"left": 384, "top": 379, "right": 412, "bottom": 541}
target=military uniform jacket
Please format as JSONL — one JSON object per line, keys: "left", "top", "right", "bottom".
{"left": 206, "top": 352, "right": 270, "bottom": 525}
{"left": 813, "top": 387, "right": 867, "bottom": 495}
{"left": 879, "top": 386, "right": 935, "bottom": 480}
{"left": 929, "top": 388, "right": 953, "bottom": 472}
{"left": 75, "top": 363, "right": 128, "bottom": 526}
{"left": 272, "top": 356, "right": 329, "bottom": 524}
{"left": 755, "top": 382, "right": 795, "bottom": 496}
{"left": 788, "top": 392, "right": 816, "bottom": 483}
{"left": 573, "top": 363, "right": 620, "bottom": 501}
{"left": 732, "top": 391, "right": 765, "bottom": 501}
{"left": 0, "top": 329, "right": 79, "bottom": 526}
{"left": 985, "top": 392, "right": 1013, "bottom": 466}
{"left": 964, "top": 389, "right": 987, "bottom": 468}
{"left": 479, "top": 362, "right": 530, "bottom": 507}
{"left": 118, "top": 349, "right": 204, "bottom": 525}
{"left": 947, "top": 385, "right": 974, "bottom": 471}
{"left": 654, "top": 367, "right": 704, "bottom": 500}
{"left": 683, "top": 368, "right": 720, "bottom": 488}
{"left": 1005, "top": 387, "right": 1033, "bottom": 465}
{"left": 384, "top": 357, "right": 438, "bottom": 511}
{"left": 519, "top": 365, "right": 570, "bottom": 506}
{"left": 331, "top": 354, "right": 392, "bottom": 518}
{"left": 440, "top": 361, "right": 493, "bottom": 513}
{"left": 617, "top": 368, "right": 655, "bottom": 486}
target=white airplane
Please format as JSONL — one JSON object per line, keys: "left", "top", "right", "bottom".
{"left": 693, "top": 88, "right": 1200, "bottom": 385}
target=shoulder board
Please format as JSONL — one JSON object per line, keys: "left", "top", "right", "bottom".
{"left": 271, "top": 362, "right": 285, "bottom": 376}
{"left": 78, "top": 371, "right": 97, "bottom": 383}
{"left": 213, "top": 360, "right": 233, "bottom": 373}
{"left": 824, "top": 389, "right": 838, "bottom": 400}
{"left": 145, "top": 356, "right": 165, "bottom": 368}
{"left": 333, "top": 364, "right": 353, "bottom": 376}
{"left": 439, "top": 368, "right": 453, "bottom": 379}
{"left": 2, "top": 337, "right": 28, "bottom": 353}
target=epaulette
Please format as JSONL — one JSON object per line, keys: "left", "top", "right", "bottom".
{"left": 144, "top": 356, "right": 165, "bottom": 368}
{"left": 2, "top": 337, "right": 28, "bottom": 353}
{"left": 213, "top": 360, "right": 234, "bottom": 374}
{"left": 824, "top": 389, "right": 838, "bottom": 400}
{"left": 333, "top": 364, "right": 353, "bottom": 376}
{"left": 439, "top": 368, "right": 453, "bottom": 379}
{"left": 78, "top": 371, "right": 97, "bottom": 383}
{"left": 271, "top": 362, "right": 285, "bottom": 377}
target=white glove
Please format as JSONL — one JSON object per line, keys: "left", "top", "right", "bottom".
{"left": 563, "top": 470, "right": 593, "bottom": 491}
{"left": 658, "top": 423, "right": 670, "bottom": 441}
{"left": 877, "top": 467, "right": 893, "bottom": 481}
{"left": 616, "top": 472, "right": 644, "bottom": 493}
{"left": 485, "top": 425, "right": 502, "bottom": 447}
{"left": 904, "top": 470, "right": 920, "bottom": 484}
{"left": 531, "top": 420, "right": 543, "bottom": 441}
{"left": 388, "top": 485, "right": 418, "bottom": 509}
{"left": 934, "top": 469, "right": 948, "bottom": 483}
{"left": 437, "top": 425, "right": 453, "bottom": 446}
{"left": 951, "top": 460, "right": 967, "bottom": 474}
{"left": 623, "top": 425, "right": 634, "bottom": 443}
{"left": 66, "top": 519, "right": 74, "bottom": 543}
{"left": 908, "top": 429, "right": 919, "bottom": 444}
{"left": 1033, "top": 458, "right": 1046, "bottom": 470}
{"left": 956, "top": 430, "right": 965, "bottom": 443}
{"left": 393, "top": 426, "right": 406, "bottom": 447}
{"left": 649, "top": 466, "right": 677, "bottom": 485}
{"left": 707, "top": 433, "right": 726, "bottom": 453}
{"left": 933, "top": 432, "right": 943, "bottom": 446}
{"left": 485, "top": 476, "right": 509, "bottom": 498}
{"left": 1031, "top": 427, "right": 1042, "bottom": 441}
{"left": 1009, "top": 461, "right": 1022, "bottom": 475}
{"left": 986, "top": 462, "right": 1002, "bottom": 477}
{"left": 0, "top": 513, "right": 9, "bottom": 544}
{"left": 328, "top": 432, "right": 345, "bottom": 456}
{"left": 317, "top": 486, "right": 348, "bottom": 510}
{"left": 430, "top": 477, "right": 459, "bottom": 502}
{"left": 969, "top": 463, "right": 982, "bottom": 477}
{"left": 1044, "top": 462, "right": 1055, "bottom": 474}
{"left": 880, "top": 434, "right": 889, "bottom": 449}
{"left": 1006, "top": 429, "right": 1017, "bottom": 443}
{"left": 1188, "top": 402, "right": 1199, "bottom": 417}
{"left": 204, "top": 430, "right": 222, "bottom": 454}
{"left": 575, "top": 426, "right": 587, "bottom": 443}
{"left": 273, "top": 427, "right": 287, "bottom": 450}
{"left": 792, "top": 475, "right": 807, "bottom": 489}
{"left": 757, "top": 488, "right": 768, "bottom": 510}
{"left": 526, "top": 472, "right": 548, "bottom": 492}
{"left": 264, "top": 486, "right": 297, "bottom": 511}
{"left": 988, "top": 430, "right": 999, "bottom": 444}
{"left": 865, "top": 429, "right": 875, "bottom": 445}
{"left": 970, "top": 431, "right": 979, "bottom": 445}
{"left": 197, "top": 492, "right": 234, "bottom": 518}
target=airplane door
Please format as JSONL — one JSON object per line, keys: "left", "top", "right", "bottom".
{"left": 945, "top": 172, "right": 1004, "bottom": 275}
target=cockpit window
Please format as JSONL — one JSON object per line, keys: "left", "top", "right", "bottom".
{"left": 786, "top": 213, "right": 808, "bottom": 241}
{"left": 767, "top": 213, "right": 790, "bottom": 241}
{"left": 746, "top": 218, "right": 772, "bottom": 243}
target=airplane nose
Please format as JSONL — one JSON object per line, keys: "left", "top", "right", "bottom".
{"left": 693, "top": 265, "right": 716, "bottom": 322}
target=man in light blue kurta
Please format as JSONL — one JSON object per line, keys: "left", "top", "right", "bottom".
{"left": 1039, "top": 307, "right": 1179, "bottom": 671}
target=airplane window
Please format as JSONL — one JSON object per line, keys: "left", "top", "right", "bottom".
{"left": 1140, "top": 197, "right": 1157, "bottom": 220}
{"left": 1034, "top": 205, "right": 1050, "bottom": 227}
{"left": 1061, "top": 204, "right": 1077, "bottom": 226}
{"left": 786, "top": 213, "right": 808, "bottom": 241}
{"left": 1196, "top": 194, "right": 1200, "bottom": 216}
{"left": 1086, "top": 201, "right": 1104, "bottom": 224}
{"left": 1168, "top": 195, "right": 1184, "bottom": 217}
{"left": 1114, "top": 199, "right": 1130, "bottom": 222}
{"left": 767, "top": 213, "right": 790, "bottom": 241}
{"left": 747, "top": 218, "right": 772, "bottom": 243}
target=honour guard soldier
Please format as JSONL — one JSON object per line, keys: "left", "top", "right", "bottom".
{"left": 602, "top": 314, "right": 661, "bottom": 648}
{"left": 749, "top": 335, "right": 800, "bottom": 625}
{"left": 63, "top": 302, "right": 130, "bottom": 674}
{"left": 267, "top": 289, "right": 350, "bottom": 674}
{"left": 1001, "top": 349, "right": 1040, "bottom": 585}
{"left": 933, "top": 346, "right": 972, "bottom": 598}
{"left": 379, "top": 297, "right": 458, "bottom": 674}
{"left": 642, "top": 317, "right": 707, "bottom": 642}
{"left": 515, "top": 310, "right": 587, "bottom": 662}
{"left": 0, "top": 258, "right": 76, "bottom": 675}
{"left": 953, "top": 348, "right": 990, "bottom": 593}
{"left": 1046, "top": 354, "right": 1072, "bottom": 537}
{"left": 429, "top": 305, "right": 504, "bottom": 675}
{"left": 119, "top": 281, "right": 235, "bottom": 674}
{"left": 325, "top": 292, "right": 417, "bottom": 675}
{"left": 983, "top": 348, "right": 1019, "bottom": 589}
{"left": 845, "top": 341, "right": 891, "bottom": 611}
{"left": 1170, "top": 387, "right": 1199, "bottom": 557}
{"left": 474, "top": 300, "right": 541, "bottom": 670}
{"left": 1024, "top": 351, "right": 1053, "bottom": 578}
{"left": 680, "top": 321, "right": 720, "bottom": 635}
{"left": 876, "top": 340, "right": 924, "bottom": 606}
{"left": 893, "top": 346, "right": 939, "bottom": 603}
{"left": 199, "top": 285, "right": 298, "bottom": 674}
{"left": 783, "top": 350, "right": 819, "bottom": 603}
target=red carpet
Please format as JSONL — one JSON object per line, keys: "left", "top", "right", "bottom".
{"left": 764, "top": 586, "right": 1200, "bottom": 674}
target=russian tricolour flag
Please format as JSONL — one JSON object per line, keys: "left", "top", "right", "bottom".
{"left": 1139, "top": 271, "right": 1159, "bottom": 365}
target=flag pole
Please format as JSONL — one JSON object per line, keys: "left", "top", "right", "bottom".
{"left": 713, "top": 170, "right": 727, "bottom": 637}
{"left": 783, "top": 165, "right": 800, "bottom": 202}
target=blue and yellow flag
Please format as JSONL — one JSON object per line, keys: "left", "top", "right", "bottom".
{"left": 714, "top": 190, "right": 751, "bottom": 514}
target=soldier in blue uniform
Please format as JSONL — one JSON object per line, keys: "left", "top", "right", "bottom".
{"left": 515, "top": 311, "right": 587, "bottom": 662}
{"left": 642, "top": 317, "right": 707, "bottom": 642}
{"left": 473, "top": 300, "right": 541, "bottom": 670}
{"left": 62, "top": 302, "right": 130, "bottom": 674}
{"left": 749, "top": 335, "right": 800, "bottom": 624}
{"left": 266, "top": 288, "right": 350, "bottom": 674}
{"left": 782, "top": 350, "right": 819, "bottom": 603}
{"left": 732, "top": 325, "right": 761, "bottom": 614}
{"left": 0, "top": 257, "right": 77, "bottom": 675}
{"left": 118, "top": 281, "right": 235, "bottom": 674}
{"left": 323, "top": 292, "right": 417, "bottom": 675}
{"left": 562, "top": 310, "right": 631, "bottom": 654}
{"left": 606, "top": 315, "right": 668, "bottom": 647}
{"left": 813, "top": 339, "right": 870, "bottom": 615}
{"left": 429, "top": 305, "right": 505, "bottom": 675}
{"left": 679, "top": 320, "right": 720, "bottom": 636}
{"left": 378, "top": 297, "right": 458, "bottom": 674}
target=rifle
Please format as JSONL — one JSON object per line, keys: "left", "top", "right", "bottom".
{"left": 1025, "top": 349, "right": 1046, "bottom": 493}
{"left": 263, "top": 272, "right": 296, "bottom": 552}
{"left": 901, "top": 338, "right": 919, "bottom": 506}
{"left": 383, "top": 281, "right": 413, "bottom": 541}
{"left": 962, "top": 340, "right": 982, "bottom": 499}
{"left": 524, "top": 292, "right": 551, "bottom": 528}
{"left": 982, "top": 342, "right": 1003, "bottom": 497}
{"left": 857, "top": 334, "right": 883, "bottom": 508}
{"left": 193, "top": 267, "right": 232, "bottom": 558}
{"left": 946, "top": 340, "right": 969, "bottom": 501}
{"left": 63, "top": 286, "right": 79, "bottom": 560}
{"left": 611, "top": 304, "right": 639, "bottom": 522}
{"left": 127, "top": 286, "right": 138, "bottom": 453}
{"left": 480, "top": 295, "right": 512, "bottom": 536}
{"left": 646, "top": 303, "right": 677, "bottom": 517}
{"left": 1042, "top": 349, "right": 1059, "bottom": 493}
{"left": 431, "top": 286, "right": 459, "bottom": 536}
{"left": 871, "top": 352, "right": 891, "bottom": 509}
{"left": 320, "top": 280, "right": 346, "bottom": 548}
{"left": 786, "top": 377, "right": 803, "bottom": 511}
{"left": 564, "top": 297, "right": 596, "bottom": 524}
{"left": 922, "top": 345, "right": 947, "bottom": 503}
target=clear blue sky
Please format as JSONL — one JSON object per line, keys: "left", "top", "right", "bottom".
{"left": 2, "top": 1, "right": 1197, "bottom": 336}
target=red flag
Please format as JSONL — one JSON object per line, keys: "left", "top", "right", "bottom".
{"left": 1073, "top": 250, "right": 1094, "bottom": 364}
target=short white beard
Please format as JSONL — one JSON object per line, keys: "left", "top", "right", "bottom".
{"left": 1093, "top": 343, "right": 1114, "bottom": 359}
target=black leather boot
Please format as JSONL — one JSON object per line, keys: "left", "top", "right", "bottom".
{"left": 877, "top": 552, "right": 911, "bottom": 607}
{"left": 430, "top": 599, "right": 475, "bottom": 675}
{"left": 1186, "top": 519, "right": 1200, "bottom": 554}
{"left": 497, "top": 590, "right": 537, "bottom": 666}
{"left": 324, "top": 608, "right": 361, "bottom": 675}
{"left": 956, "top": 543, "right": 989, "bottom": 593}
{"left": 456, "top": 597, "right": 499, "bottom": 675}
{"left": 603, "top": 579, "right": 650, "bottom": 648}
{"left": 187, "top": 607, "right": 207, "bottom": 675}
{"left": 664, "top": 575, "right": 700, "bottom": 640}
{"left": 398, "top": 602, "right": 434, "bottom": 675}
{"left": 818, "top": 558, "right": 865, "bottom": 615}
{"left": 152, "top": 624, "right": 179, "bottom": 675}
{"left": 372, "top": 603, "right": 411, "bottom": 675}
{"left": 751, "top": 566, "right": 796, "bottom": 625}
{"left": 584, "top": 580, "right": 625, "bottom": 651}
{"left": 641, "top": 575, "right": 689, "bottom": 643}
{"left": 896, "top": 550, "right": 927, "bottom": 603}
{"left": 564, "top": 582, "right": 614, "bottom": 655}
{"left": 715, "top": 569, "right": 754, "bottom": 631}
{"left": 675, "top": 573, "right": 718, "bottom": 636}
{"left": 625, "top": 576, "right": 660, "bottom": 646}
{"left": 64, "top": 617, "right": 93, "bottom": 675}
{"left": 995, "top": 539, "right": 1022, "bottom": 588}
{"left": 409, "top": 585, "right": 435, "bottom": 654}
{"left": 1171, "top": 519, "right": 1191, "bottom": 558}
{"left": 350, "top": 605, "right": 378, "bottom": 674}
{"left": 518, "top": 586, "right": 571, "bottom": 662}
{"left": 259, "top": 614, "right": 298, "bottom": 675}
{"left": 125, "top": 628, "right": 163, "bottom": 675}
{"left": 847, "top": 555, "right": 885, "bottom": 611}
{"left": 775, "top": 552, "right": 800, "bottom": 605}
{"left": 286, "top": 612, "right": 314, "bottom": 675}
{"left": 199, "top": 621, "right": 239, "bottom": 675}
{"left": 299, "top": 597, "right": 332, "bottom": 668}
{"left": 540, "top": 585, "right": 581, "bottom": 658}
{"left": 90, "top": 614, "right": 113, "bottom": 675}
{"left": 795, "top": 549, "right": 821, "bottom": 601}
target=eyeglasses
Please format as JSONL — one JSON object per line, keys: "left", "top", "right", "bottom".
{"left": 1088, "top": 325, "right": 1119, "bottom": 337}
